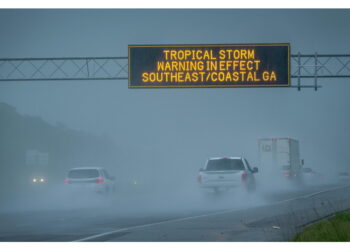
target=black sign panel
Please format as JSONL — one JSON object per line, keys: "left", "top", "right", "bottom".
{"left": 128, "top": 44, "right": 290, "bottom": 88}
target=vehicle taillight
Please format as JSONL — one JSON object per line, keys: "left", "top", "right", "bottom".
{"left": 96, "top": 178, "right": 104, "bottom": 184}
{"left": 64, "top": 179, "right": 70, "bottom": 184}
{"left": 197, "top": 174, "right": 202, "bottom": 184}
{"left": 242, "top": 172, "right": 247, "bottom": 183}
{"left": 284, "top": 173, "right": 290, "bottom": 177}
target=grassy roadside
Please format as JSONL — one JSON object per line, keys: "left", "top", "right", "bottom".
{"left": 293, "top": 211, "right": 350, "bottom": 241}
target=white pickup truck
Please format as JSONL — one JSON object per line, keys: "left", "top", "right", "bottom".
{"left": 197, "top": 157, "right": 258, "bottom": 193}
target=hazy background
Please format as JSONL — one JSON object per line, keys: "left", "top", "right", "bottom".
{"left": 0, "top": 9, "right": 349, "bottom": 192}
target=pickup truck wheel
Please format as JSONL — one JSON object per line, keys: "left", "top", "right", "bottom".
{"left": 213, "top": 187, "right": 221, "bottom": 194}
{"left": 104, "top": 187, "right": 110, "bottom": 196}
{"left": 246, "top": 181, "right": 256, "bottom": 192}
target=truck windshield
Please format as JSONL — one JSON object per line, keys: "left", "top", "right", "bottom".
{"left": 68, "top": 169, "right": 99, "bottom": 178}
{"left": 206, "top": 159, "right": 245, "bottom": 171}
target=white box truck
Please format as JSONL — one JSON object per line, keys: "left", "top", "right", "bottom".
{"left": 258, "top": 138, "right": 303, "bottom": 181}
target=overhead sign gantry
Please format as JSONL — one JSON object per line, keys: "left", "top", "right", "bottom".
{"left": 1, "top": 44, "right": 350, "bottom": 91}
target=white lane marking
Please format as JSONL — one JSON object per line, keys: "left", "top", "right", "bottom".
{"left": 72, "top": 209, "right": 238, "bottom": 242}
{"left": 73, "top": 184, "right": 350, "bottom": 242}
{"left": 271, "top": 184, "right": 350, "bottom": 204}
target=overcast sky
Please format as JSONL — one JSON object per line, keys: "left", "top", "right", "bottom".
{"left": 0, "top": 9, "right": 350, "bottom": 173}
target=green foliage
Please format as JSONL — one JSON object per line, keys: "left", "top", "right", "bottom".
{"left": 294, "top": 211, "right": 350, "bottom": 241}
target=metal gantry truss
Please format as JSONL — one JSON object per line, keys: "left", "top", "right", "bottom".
{"left": 291, "top": 54, "right": 350, "bottom": 90}
{"left": 0, "top": 54, "right": 350, "bottom": 90}
{"left": 0, "top": 56, "right": 128, "bottom": 81}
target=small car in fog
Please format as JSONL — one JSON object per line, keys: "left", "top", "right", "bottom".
{"left": 31, "top": 176, "right": 46, "bottom": 184}
{"left": 64, "top": 167, "right": 115, "bottom": 195}
{"left": 197, "top": 157, "right": 258, "bottom": 193}
{"left": 301, "top": 167, "right": 323, "bottom": 182}
{"left": 338, "top": 172, "right": 350, "bottom": 183}
{"left": 301, "top": 168, "right": 323, "bottom": 180}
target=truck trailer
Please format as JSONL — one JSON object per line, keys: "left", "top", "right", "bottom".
{"left": 258, "top": 138, "right": 303, "bottom": 181}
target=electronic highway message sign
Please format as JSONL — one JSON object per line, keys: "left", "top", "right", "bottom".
{"left": 128, "top": 44, "right": 290, "bottom": 88}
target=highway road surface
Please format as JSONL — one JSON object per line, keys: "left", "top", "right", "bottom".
{"left": 0, "top": 183, "right": 349, "bottom": 242}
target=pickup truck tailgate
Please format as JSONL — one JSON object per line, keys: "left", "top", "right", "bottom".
{"left": 201, "top": 170, "right": 244, "bottom": 186}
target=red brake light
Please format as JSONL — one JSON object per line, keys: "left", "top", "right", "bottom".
{"left": 64, "top": 179, "right": 70, "bottom": 184}
{"left": 97, "top": 178, "right": 104, "bottom": 184}
{"left": 284, "top": 173, "right": 290, "bottom": 177}
{"left": 241, "top": 172, "right": 247, "bottom": 183}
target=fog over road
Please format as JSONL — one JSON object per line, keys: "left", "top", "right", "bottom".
{"left": 1, "top": 182, "right": 348, "bottom": 242}
{"left": 1, "top": 9, "right": 350, "bottom": 243}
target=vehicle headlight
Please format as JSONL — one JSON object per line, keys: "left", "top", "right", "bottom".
{"left": 40, "top": 178, "right": 44, "bottom": 182}
{"left": 33, "top": 178, "right": 37, "bottom": 183}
